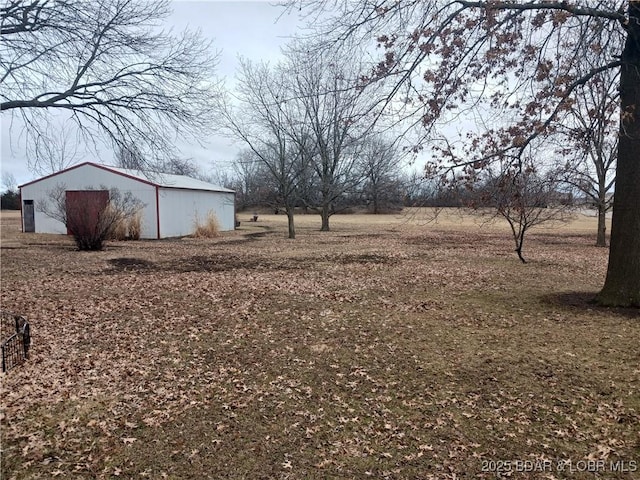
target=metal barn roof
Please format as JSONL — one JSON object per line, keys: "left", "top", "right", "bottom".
{"left": 105, "top": 165, "right": 235, "bottom": 193}
{"left": 20, "top": 162, "right": 234, "bottom": 193}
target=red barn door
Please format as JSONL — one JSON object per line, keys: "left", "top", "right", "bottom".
{"left": 65, "top": 190, "right": 109, "bottom": 236}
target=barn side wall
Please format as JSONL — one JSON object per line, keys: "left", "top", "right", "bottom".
{"left": 157, "top": 188, "right": 235, "bottom": 237}
{"left": 19, "top": 164, "right": 159, "bottom": 238}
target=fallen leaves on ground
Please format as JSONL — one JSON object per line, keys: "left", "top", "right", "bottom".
{"left": 1, "top": 214, "right": 638, "bottom": 479}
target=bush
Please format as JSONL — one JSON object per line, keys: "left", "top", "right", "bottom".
{"left": 37, "top": 184, "right": 145, "bottom": 251}
{"left": 193, "top": 211, "right": 220, "bottom": 238}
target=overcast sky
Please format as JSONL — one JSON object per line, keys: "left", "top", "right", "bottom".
{"left": 0, "top": 0, "right": 308, "bottom": 187}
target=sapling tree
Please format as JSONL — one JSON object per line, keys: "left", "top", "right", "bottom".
{"left": 473, "top": 163, "right": 575, "bottom": 263}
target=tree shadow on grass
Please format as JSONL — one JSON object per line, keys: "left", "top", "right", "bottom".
{"left": 108, "top": 257, "right": 155, "bottom": 270}
{"left": 541, "top": 291, "right": 640, "bottom": 319}
{"left": 214, "top": 225, "right": 277, "bottom": 246}
{"left": 106, "top": 253, "right": 313, "bottom": 274}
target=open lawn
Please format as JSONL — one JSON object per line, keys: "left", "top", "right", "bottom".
{"left": 1, "top": 209, "right": 638, "bottom": 479}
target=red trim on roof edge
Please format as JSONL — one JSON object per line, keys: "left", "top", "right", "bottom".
{"left": 18, "top": 162, "right": 158, "bottom": 189}
{"left": 90, "top": 163, "right": 158, "bottom": 188}
{"left": 19, "top": 162, "right": 89, "bottom": 189}
{"left": 18, "top": 162, "right": 234, "bottom": 194}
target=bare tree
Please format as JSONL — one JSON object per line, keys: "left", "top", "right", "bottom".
{"left": 114, "top": 141, "right": 206, "bottom": 181}
{"left": 37, "top": 183, "right": 144, "bottom": 250}
{"left": 1, "top": 172, "right": 16, "bottom": 193}
{"left": 358, "top": 136, "right": 404, "bottom": 213}
{"left": 286, "top": 45, "right": 375, "bottom": 231}
{"left": 222, "top": 59, "right": 310, "bottom": 239}
{"left": 291, "top": 0, "right": 639, "bottom": 307}
{"left": 553, "top": 67, "right": 618, "bottom": 247}
{"left": 224, "top": 43, "right": 389, "bottom": 234}
{"left": 158, "top": 157, "right": 202, "bottom": 179}
{"left": 472, "top": 162, "right": 574, "bottom": 263}
{"left": 399, "top": 169, "right": 435, "bottom": 207}
{"left": 230, "top": 150, "right": 272, "bottom": 212}
{"left": 1, "top": 0, "right": 220, "bottom": 172}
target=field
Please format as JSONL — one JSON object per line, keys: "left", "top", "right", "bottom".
{"left": 1, "top": 209, "right": 638, "bottom": 479}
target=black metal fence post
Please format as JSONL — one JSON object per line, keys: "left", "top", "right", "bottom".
{"left": 1, "top": 311, "right": 31, "bottom": 372}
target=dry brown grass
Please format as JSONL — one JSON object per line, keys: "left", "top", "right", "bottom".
{"left": 109, "top": 211, "right": 142, "bottom": 241}
{"left": 192, "top": 210, "right": 221, "bottom": 238}
{"left": 1, "top": 209, "right": 637, "bottom": 480}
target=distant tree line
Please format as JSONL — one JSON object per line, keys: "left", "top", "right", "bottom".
{"left": 221, "top": 145, "right": 409, "bottom": 216}
{"left": 1, "top": 173, "right": 19, "bottom": 210}
{"left": 219, "top": 153, "right": 582, "bottom": 213}
{"left": 1, "top": 190, "right": 20, "bottom": 210}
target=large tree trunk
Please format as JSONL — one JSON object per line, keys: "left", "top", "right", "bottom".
{"left": 286, "top": 209, "right": 296, "bottom": 239}
{"left": 597, "top": 3, "right": 640, "bottom": 307}
{"left": 320, "top": 204, "right": 330, "bottom": 231}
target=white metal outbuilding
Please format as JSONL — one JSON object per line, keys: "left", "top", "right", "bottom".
{"left": 19, "top": 162, "right": 235, "bottom": 239}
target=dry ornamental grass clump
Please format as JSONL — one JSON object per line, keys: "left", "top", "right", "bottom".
{"left": 127, "top": 211, "right": 142, "bottom": 240}
{"left": 109, "top": 211, "right": 142, "bottom": 241}
{"left": 192, "top": 211, "right": 220, "bottom": 238}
